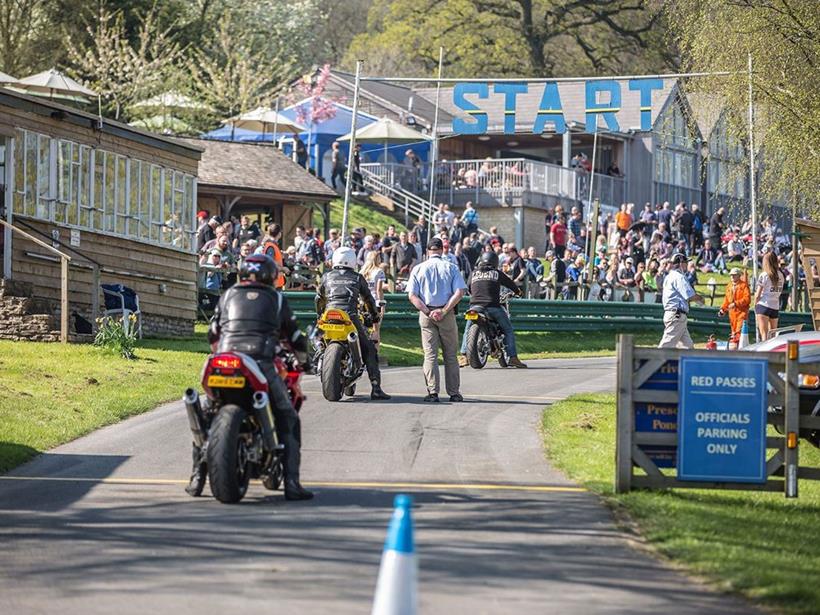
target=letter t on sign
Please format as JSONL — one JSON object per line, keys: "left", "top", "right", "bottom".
{"left": 494, "top": 83, "right": 528, "bottom": 134}
{"left": 628, "top": 79, "right": 664, "bottom": 131}
{"left": 585, "top": 80, "right": 621, "bottom": 133}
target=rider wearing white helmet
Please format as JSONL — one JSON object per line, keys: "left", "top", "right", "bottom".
{"left": 316, "top": 246, "right": 391, "bottom": 400}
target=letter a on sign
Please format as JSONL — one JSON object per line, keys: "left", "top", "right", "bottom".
{"left": 452, "top": 83, "right": 489, "bottom": 134}
{"left": 533, "top": 83, "right": 566, "bottom": 135}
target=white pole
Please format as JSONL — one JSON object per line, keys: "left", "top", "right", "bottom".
{"left": 272, "top": 96, "right": 280, "bottom": 148}
{"left": 341, "top": 60, "right": 362, "bottom": 240}
{"left": 426, "top": 46, "right": 444, "bottom": 243}
{"left": 748, "top": 52, "right": 760, "bottom": 340}
{"left": 585, "top": 124, "right": 599, "bottom": 252}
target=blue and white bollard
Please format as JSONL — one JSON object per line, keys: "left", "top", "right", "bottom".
{"left": 738, "top": 319, "right": 750, "bottom": 349}
{"left": 371, "top": 494, "right": 417, "bottom": 615}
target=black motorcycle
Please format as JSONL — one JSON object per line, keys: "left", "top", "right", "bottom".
{"left": 183, "top": 346, "right": 305, "bottom": 503}
{"left": 464, "top": 288, "right": 514, "bottom": 369}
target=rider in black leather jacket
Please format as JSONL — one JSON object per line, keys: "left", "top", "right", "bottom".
{"left": 315, "top": 246, "right": 391, "bottom": 400}
{"left": 207, "top": 254, "right": 313, "bottom": 501}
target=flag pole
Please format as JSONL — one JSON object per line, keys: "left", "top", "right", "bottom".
{"left": 747, "top": 51, "right": 760, "bottom": 340}
{"left": 272, "top": 95, "right": 280, "bottom": 148}
{"left": 341, "top": 60, "right": 362, "bottom": 241}
{"left": 426, "top": 46, "right": 444, "bottom": 244}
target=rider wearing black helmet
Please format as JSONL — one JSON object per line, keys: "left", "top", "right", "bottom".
{"left": 205, "top": 254, "right": 313, "bottom": 500}
{"left": 458, "top": 250, "right": 528, "bottom": 368}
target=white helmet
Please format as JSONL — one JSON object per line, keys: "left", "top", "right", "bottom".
{"left": 332, "top": 246, "right": 357, "bottom": 269}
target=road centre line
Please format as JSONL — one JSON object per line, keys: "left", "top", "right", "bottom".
{"left": 299, "top": 391, "right": 567, "bottom": 402}
{"left": 0, "top": 475, "right": 585, "bottom": 493}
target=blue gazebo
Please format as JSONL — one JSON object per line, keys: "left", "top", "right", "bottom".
{"left": 202, "top": 99, "right": 431, "bottom": 184}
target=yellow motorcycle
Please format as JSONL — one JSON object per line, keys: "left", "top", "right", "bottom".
{"left": 314, "top": 307, "right": 373, "bottom": 401}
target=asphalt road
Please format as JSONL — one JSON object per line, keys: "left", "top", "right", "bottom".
{"left": 0, "top": 357, "right": 757, "bottom": 614}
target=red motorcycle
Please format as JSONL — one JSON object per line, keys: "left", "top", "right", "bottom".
{"left": 183, "top": 342, "right": 306, "bottom": 503}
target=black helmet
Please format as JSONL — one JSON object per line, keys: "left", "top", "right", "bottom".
{"left": 479, "top": 251, "right": 499, "bottom": 269}
{"left": 239, "top": 254, "right": 278, "bottom": 286}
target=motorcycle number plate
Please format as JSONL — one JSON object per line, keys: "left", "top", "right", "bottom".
{"left": 322, "top": 324, "right": 347, "bottom": 331}
{"left": 207, "top": 375, "right": 246, "bottom": 388}
{"left": 465, "top": 313, "right": 478, "bottom": 320}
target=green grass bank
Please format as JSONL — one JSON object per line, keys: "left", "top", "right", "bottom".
{"left": 542, "top": 393, "right": 820, "bottom": 615}
{"left": 0, "top": 327, "right": 648, "bottom": 472}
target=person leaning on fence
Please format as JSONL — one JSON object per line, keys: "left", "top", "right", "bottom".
{"left": 407, "top": 237, "right": 467, "bottom": 403}
{"left": 658, "top": 253, "right": 703, "bottom": 349}
{"left": 718, "top": 267, "right": 751, "bottom": 346}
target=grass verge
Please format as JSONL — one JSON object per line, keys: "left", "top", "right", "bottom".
{"left": 0, "top": 329, "right": 209, "bottom": 473}
{"left": 541, "top": 393, "right": 820, "bottom": 614}
{"left": 320, "top": 198, "right": 402, "bottom": 234}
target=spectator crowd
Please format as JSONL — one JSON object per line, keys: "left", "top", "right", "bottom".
{"left": 194, "top": 198, "right": 818, "bottom": 316}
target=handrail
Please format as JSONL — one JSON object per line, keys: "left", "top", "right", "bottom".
{"left": 0, "top": 218, "right": 71, "bottom": 343}
{"left": 12, "top": 217, "right": 101, "bottom": 267}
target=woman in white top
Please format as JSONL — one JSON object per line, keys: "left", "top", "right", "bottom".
{"left": 360, "top": 250, "right": 387, "bottom": 350}
{"left": 754, "top": 251, "right": 783, "bottom": 341}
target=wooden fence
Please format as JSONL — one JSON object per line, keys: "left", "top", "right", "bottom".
{"left": 615, "top": 334, "right": 820, "bottom": 497}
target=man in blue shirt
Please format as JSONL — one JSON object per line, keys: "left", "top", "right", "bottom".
{"left": 659, "top": 253, "right": 703, "bottom": 349}
{"left": 408, "top": 237, "right": 468, "bottom": 402}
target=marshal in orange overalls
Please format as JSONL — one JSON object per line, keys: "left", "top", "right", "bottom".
{"left": 719, "top": 276, "right": 751, "bottom": 342}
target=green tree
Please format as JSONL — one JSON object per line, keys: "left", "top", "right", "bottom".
{"left": 343, "top": 0, "right": 674, "bottom": 78}
{"left": 666, "top": 0, "right": 820, "bottom": 214}
{"left": 0, "top": 0, "right": 57, "bottom": 75}
{"left": 66, "top": 7, "right": 183, "bottom": 119}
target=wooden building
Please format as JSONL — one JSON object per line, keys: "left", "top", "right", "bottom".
{"left": 183, "top": 138, "right": 336, "bottom": 242}
{"left": 0, "top": 88, "right": 202, "bottom": 338}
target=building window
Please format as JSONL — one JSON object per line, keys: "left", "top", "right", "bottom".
{"left": 11, "top": 128, "right": 196, "bottom": 253}
{"left": 653, "top": 97, "right": 698, "bottom": 190}
{"left": 707, "top": 113, "right": 747, "bottom": 207}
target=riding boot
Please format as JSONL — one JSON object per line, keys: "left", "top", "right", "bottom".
{"left": 370, "top": 379, "right": 391, "bottom": 400}
{"left": 285, "top": 479, "right": 314, "bottom": 501}
{"left": 185, "top": 444, "right": 206, "bottom": 497}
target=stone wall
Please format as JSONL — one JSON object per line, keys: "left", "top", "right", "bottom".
{"left": 0, "top": 278, "right": 62, "bottom": 342}
{"left": 142, "top": 313, "right": 194, "bottom": 339}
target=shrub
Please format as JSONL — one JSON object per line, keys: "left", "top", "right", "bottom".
{"left": 94, "top": 314, "right": 137, "bottom": 359}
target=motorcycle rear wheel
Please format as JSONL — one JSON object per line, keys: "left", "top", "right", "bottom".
{"left": 321, "top": 343, "right": 346, "bottom": 401}
{"left": 207, "top": 405, "right": 252, "bottom": 504}
{"left": 466, "top": 324, "right": 489, "bottom": 369}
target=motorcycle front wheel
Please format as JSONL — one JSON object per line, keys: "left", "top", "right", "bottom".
{"left": 207, "top": 405, "right": 252, "bottom": 503}
{"left": 466, "top": 324, "right": 489, "bottom": 369}
{"left": 321, "top": 343, "right": 346, "bottom": 401}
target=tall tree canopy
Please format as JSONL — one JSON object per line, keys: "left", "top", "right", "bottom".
{"left": 343, "top": 0, "right": 676, "bottom": 77}
{"left": 667, "top": 0, "right": 820, "bottom": 213}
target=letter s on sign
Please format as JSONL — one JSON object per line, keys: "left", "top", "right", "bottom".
{"left": 453, "top": 83, "right": 489, "bottom": 135}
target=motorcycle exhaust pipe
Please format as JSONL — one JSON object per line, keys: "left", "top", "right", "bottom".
{"left": 347, "top": 331, "right": 363, "bottom": 370}
{"left": 252, "top": 391, "right": 276, "bottom": 451}
{"left": 183, "top": 388, "right": 206, "bottom": 447}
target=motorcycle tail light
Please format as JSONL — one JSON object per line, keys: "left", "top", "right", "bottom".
{"left": 799, "top": 374, "right": 820, "bottom": 389}
{"left": 324, "top": 310, "right": 347, "bottom": 322}
{"left": 211, "top": 354, "right": 242, "bottom": 370}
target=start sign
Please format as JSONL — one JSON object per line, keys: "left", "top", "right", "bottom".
{"left": 678, "top": 357, "right": 768, "bottom": 483}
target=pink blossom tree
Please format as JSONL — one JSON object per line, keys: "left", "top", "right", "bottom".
{"left": 291, "top": 64, "right": 341, "bottom": 173}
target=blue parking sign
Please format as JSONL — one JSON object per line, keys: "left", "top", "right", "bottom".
{"left": 678, "top": 357, "right": 768, "bottom": 483}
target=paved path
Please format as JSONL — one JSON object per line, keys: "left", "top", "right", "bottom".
{"left": 0, "top": 357, "right": 756, "bottom": 614}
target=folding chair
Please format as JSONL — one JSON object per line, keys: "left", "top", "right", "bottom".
{"left": 101, "top": 283, "right": 143, "bottom": 338}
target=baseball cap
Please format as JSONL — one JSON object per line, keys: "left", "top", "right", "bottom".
{"left": 428, "top": 237, "right": 444, "bottom": 250}
{"left": 729, "top": 267, "right": 742, "bottom": 276}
